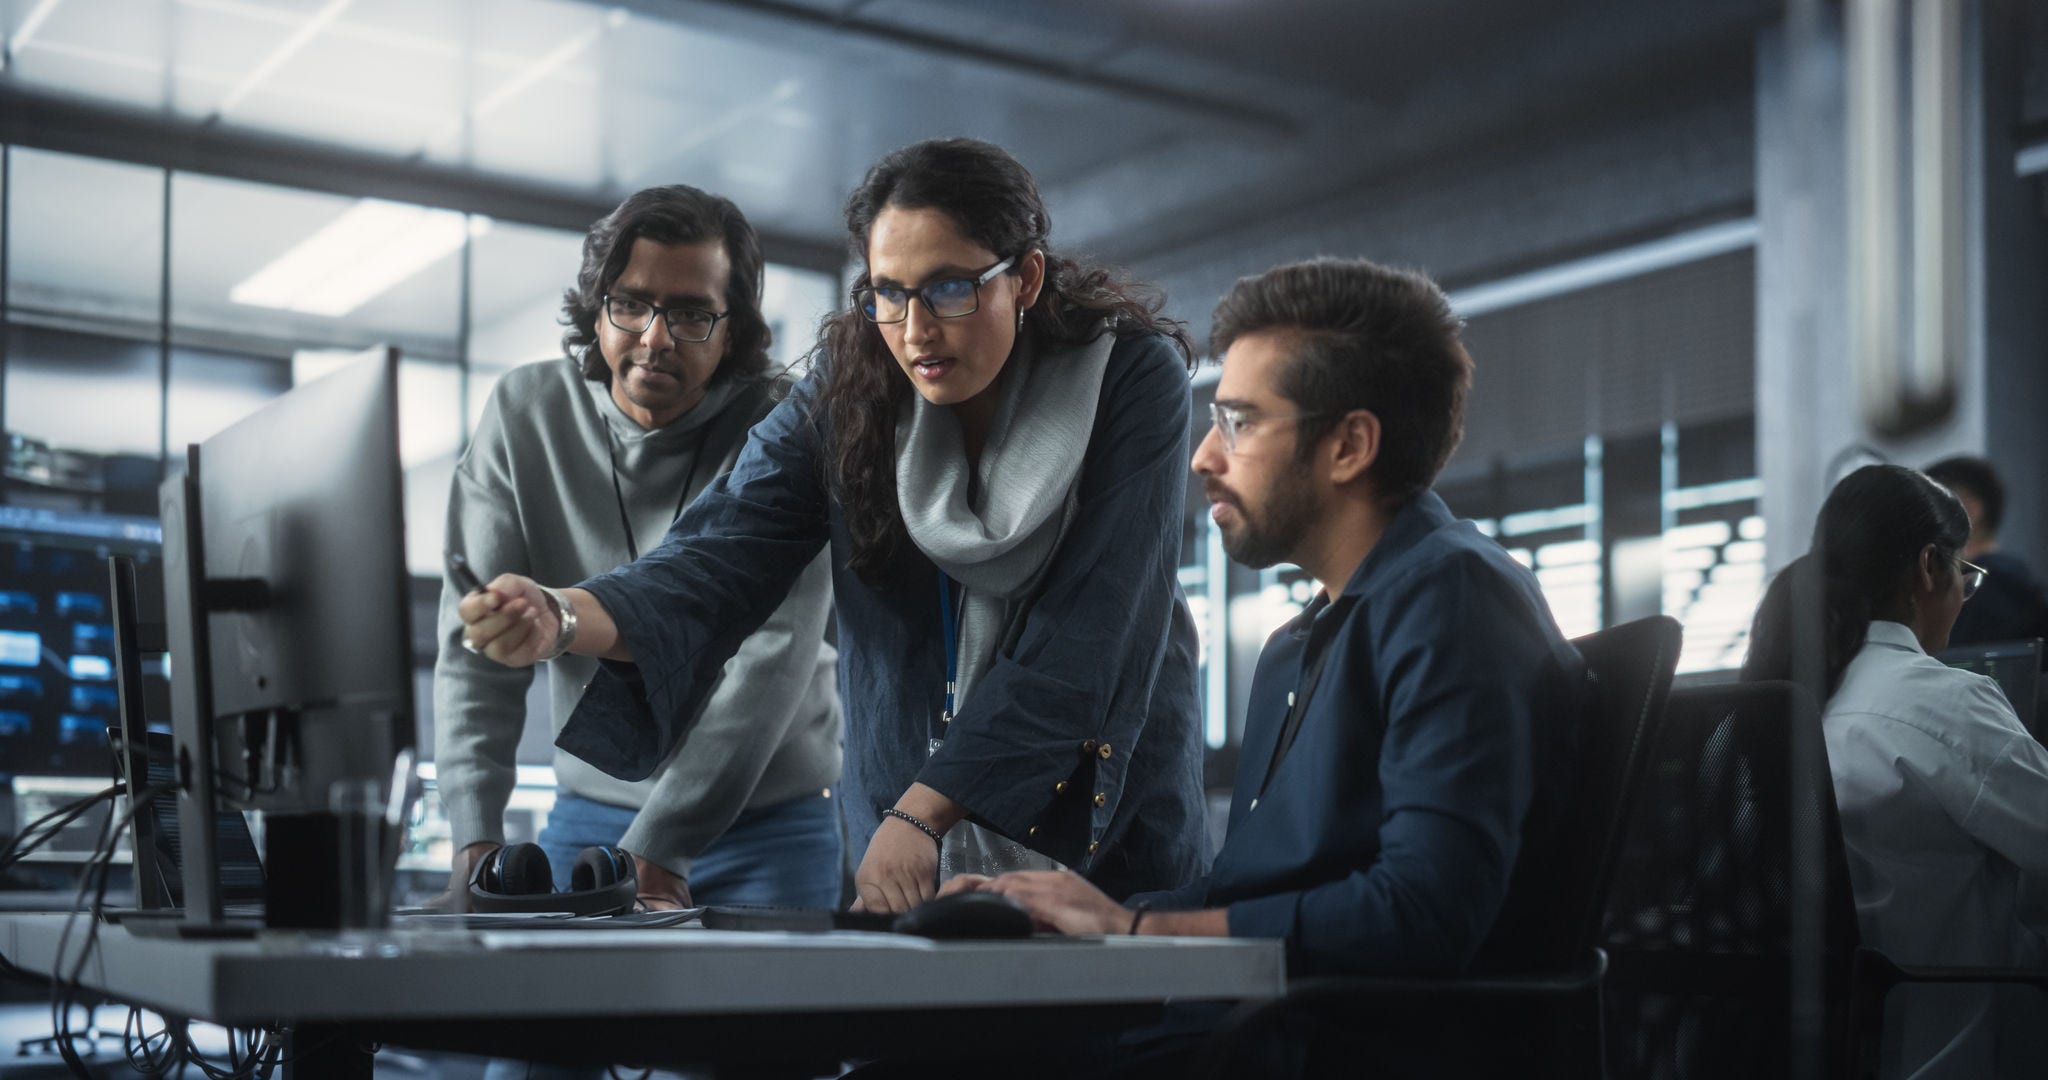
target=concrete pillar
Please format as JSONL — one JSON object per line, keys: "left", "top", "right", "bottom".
{"left": 1976, "top": 1, "right": 2048, "bottom": 572}
{"left": 1754, "top": 0, "right": 2040, "bottom": 571}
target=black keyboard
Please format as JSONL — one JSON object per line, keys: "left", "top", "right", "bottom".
{"left": 699, "top": 904, "right": 897, "bottom": 933}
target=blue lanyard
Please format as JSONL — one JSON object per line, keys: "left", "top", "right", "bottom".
{"left": 938, "top": 572, "right": 959, "bottom": 734}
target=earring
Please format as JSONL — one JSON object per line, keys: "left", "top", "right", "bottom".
{"left": 1017, "top": 309, "right": 1025, "bottom": 332}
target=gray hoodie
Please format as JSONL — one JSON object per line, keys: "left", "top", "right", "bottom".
{"left": 432, "top": 357, "right": 840, "bottom": 874}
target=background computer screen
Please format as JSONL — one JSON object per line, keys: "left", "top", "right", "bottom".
{"left": 0, "top": 506, "right": 164, "bottom": 777}
{"left": 1939, "top": 638, "right": 2042, "bottom": 737}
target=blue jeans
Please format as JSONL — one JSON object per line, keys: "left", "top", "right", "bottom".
{"left": 535, "top": 788, "right": 842, "bottom": 907}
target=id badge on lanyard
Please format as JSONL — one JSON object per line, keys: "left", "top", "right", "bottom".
{"left": 932, "top": 572, "right": 958, "bottom": 758}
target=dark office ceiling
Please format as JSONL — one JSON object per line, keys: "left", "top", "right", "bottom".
{"left": 0, "top": 0, "right": 1780, "bottom": 244}
{"left": 1027, "top": 0, "right": 1774, "bottom": 111}
{"left": 5, "top": 0, "right": 2038, "bottom": 280}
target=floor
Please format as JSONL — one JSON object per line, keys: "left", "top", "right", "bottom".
{"left": 0, "top": 1001, "right": 491, "bottom": 1078}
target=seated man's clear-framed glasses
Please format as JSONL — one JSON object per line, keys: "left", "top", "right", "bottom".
{"left": 855, "top": 256, "right": 1016, "bottom": 324}
{"left": 603, "top": 294, "right": 730, "bottom": 344}
{"left": 1209, "top": 401, "right": 1334, "bottom": 455}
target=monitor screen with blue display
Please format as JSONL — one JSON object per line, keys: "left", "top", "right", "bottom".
{"left": 0, "top": 505, "right": 165, "bottom": 777}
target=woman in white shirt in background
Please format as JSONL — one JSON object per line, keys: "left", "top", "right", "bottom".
{"left": 1744, "top": 463, "right": 2048, "bottom": 1079}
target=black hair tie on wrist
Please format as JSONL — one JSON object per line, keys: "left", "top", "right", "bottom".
{"left": 881, "top": 807, "right": 944, "bottom": 850}
{"left": 1128, "top": 901, "right": 1152, "bottom": 936}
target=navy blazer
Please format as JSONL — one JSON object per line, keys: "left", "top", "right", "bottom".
{"left": 1135, "top": 491, "right": 1584, "bottom": 975}
{"left": 559, "top": 331, "right": 1209, "bottom": 900}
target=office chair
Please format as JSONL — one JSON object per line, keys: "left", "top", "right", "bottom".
{"left": 1600, "top": 680, "right": 2048, "bottom": 1079}
{"left": 1599, "top": 680, "right": 1857, "bottom": 1078}
{"left": 1194, "top": 614, "right": 1682, "bottom": 1080}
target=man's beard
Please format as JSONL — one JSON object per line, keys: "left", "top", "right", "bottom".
{"left": 1211, "top": 470, "right": 1318, "bottom": 570}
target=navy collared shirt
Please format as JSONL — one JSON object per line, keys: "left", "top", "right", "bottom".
{"left": 1135, "top": 491, "right": 1584, "bottom": 976}
{"left": 558, "top": 331, "right": 1209, "bottom": 900}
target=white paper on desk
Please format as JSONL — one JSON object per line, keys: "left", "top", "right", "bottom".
{"left": 475, "top": 929, "right": 939, "bottom": 950}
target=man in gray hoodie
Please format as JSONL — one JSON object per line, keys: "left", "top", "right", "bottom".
{"left": 433, "top": 185, "right": 841, "bottom": 911}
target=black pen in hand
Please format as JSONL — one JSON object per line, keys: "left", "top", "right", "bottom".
{"left": 446, "top": 551, "right": 487, "bottom": 595}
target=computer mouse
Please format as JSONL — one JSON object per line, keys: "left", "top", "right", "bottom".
{"left": 891, "top": 890, "right": 1035, "bottom": 940}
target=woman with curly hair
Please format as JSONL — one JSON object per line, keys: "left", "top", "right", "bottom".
{"left": 459, "top": 138, "right": 1209, "bottom": 913}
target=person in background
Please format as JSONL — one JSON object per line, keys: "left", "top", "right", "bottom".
{"left": 1743, "top": 463, "right": 2048, "bottom": 1079}
{"left": 457, "top": 138, "right": 1209, "bottom": 913}
{"left": 943, "top": 257, "right": 1585, "bottom": 1076}
{"left": 433, "top": 185, "right": 842, "bottom": 915}
{"left": 1924, "top": 455, "right": 2048, "bottom": 657}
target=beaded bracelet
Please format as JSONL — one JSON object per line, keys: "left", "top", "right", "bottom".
{"left": 881, "top": 807, "right": 944, "bottom": 849}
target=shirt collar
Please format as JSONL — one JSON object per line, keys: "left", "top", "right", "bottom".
{"left": 1864, "top": 620, "right": 1926, "bottom": 655}
{"left": 1335, "top": 489, "right": 1456, "bottom": 600}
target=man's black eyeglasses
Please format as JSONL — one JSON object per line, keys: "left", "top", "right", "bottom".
{"left": 603, "top": 295, "right": 729, "bottom": 343}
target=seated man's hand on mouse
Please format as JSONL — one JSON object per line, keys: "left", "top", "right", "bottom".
{"left": 936, "top": 875, "right": 993, "bottom": 898}
{"left": 981, "top": 869, "right": 1133, "bottom": 936}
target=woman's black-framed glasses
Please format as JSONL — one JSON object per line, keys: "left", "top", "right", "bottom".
{"left": 1959, "top": 556, "right": 1988, "bottom": 601}
{"left": 855, "top": 255, "right": 1016, "bottom": 324}
{"left": 603, "top": 294, "right": 729, "bottom": 343}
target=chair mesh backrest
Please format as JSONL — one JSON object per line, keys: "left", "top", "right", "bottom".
{"left": 1546, "top": 615, "right": 1682, "bottom": 963}
{"left": 1601, "top": 680, "right": 1858, "bottom": 1078}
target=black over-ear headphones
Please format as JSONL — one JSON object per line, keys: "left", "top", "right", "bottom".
{"left": 469, "top": 842, "right": 637, "bottom": 916}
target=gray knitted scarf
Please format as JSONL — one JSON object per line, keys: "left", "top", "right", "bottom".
{"left": 894, "top": 327, "right": 1116, "bottom": 876}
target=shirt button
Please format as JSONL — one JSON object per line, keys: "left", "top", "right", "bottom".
{"left": 1286, "top": 692, "right": 1295, "bottom": 706}
{"left": 1027, "top": 825, "right": 1038, "bottom": 837}
{"left": 1093, "top": 793, "right": 1106, "bottom": 808}
{"left": 1054, "top": 781, "right": 1069, "bottom": 795}
{"left": 1098, "top": 743, "right": 1112, "bottom": 759}
{"left": 1087, "top": 841, "right": 1099, "bottom": 855}
{"left": 1080, "top": 739, "right": 1098, "bottom": 755}
{"left": 1249, "top": 798, "right": 1259, "bottom": 812}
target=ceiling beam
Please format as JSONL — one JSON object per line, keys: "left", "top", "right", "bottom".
{"left": 0, "top": 87, "right": 847, "bottom": 273}
{"left": 607, "top": 0, "right": 1298, "bottom": 136}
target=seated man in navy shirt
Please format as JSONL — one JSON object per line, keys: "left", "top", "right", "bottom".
{"left": 950, "top": 256, "right": 1584, "bottom": 980}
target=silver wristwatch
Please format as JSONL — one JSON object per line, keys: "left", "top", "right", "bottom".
{"left": 536, "top": 584, "right": 579, "bottom": 662}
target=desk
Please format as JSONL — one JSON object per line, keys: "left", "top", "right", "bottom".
{"left": 1, "top": 913, "right": 1284, "bottom": 1076}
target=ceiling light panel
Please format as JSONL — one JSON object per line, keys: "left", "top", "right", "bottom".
{"left": 14, "top": 0, "right": 163, "bottom": 63}
{"left": 457, "top": 0, "right": 600, "bottom": 61}
{"left": 4, "top": 0, "right": 172, "bottom": 108}
{"left": 230, "top": 198, "right": 487, "bottom": 317}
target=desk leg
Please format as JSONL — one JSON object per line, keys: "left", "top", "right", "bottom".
{"left": 283, "top": 1025, "right": 373, "bottom": 1080}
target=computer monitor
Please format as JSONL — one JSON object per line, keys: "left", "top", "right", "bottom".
{"left": 1939, "top": 638, "right": 2042, "bottom": 741}
{"left": 0, "top": 506, "right": 163, "bottom": 777}
{"left": 108, "top": 555, "right": 264, "bottom": 913}
{"left": 161, "top": 347, "right": 416, "bottom": 930}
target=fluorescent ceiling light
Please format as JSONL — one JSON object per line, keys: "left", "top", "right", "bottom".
{"left": 231, "top": 199, "right": 490, "bottom": 317}
{"left": 1450, "top": 218, "right": 1759, "bottom": 317}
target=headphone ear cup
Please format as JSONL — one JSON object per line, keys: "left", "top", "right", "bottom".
{"left": 572, "top": 845, "right": 632, "bottom": 892}
{"left": 495, "top": 843, "right": 555, "bottom": 896}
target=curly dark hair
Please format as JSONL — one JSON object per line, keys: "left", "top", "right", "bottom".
{"left": 560, "top": 185, "right": 771, "bottom": 387}
{"left": 821, "top": 138, "right": 1194, "bottom": 581}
